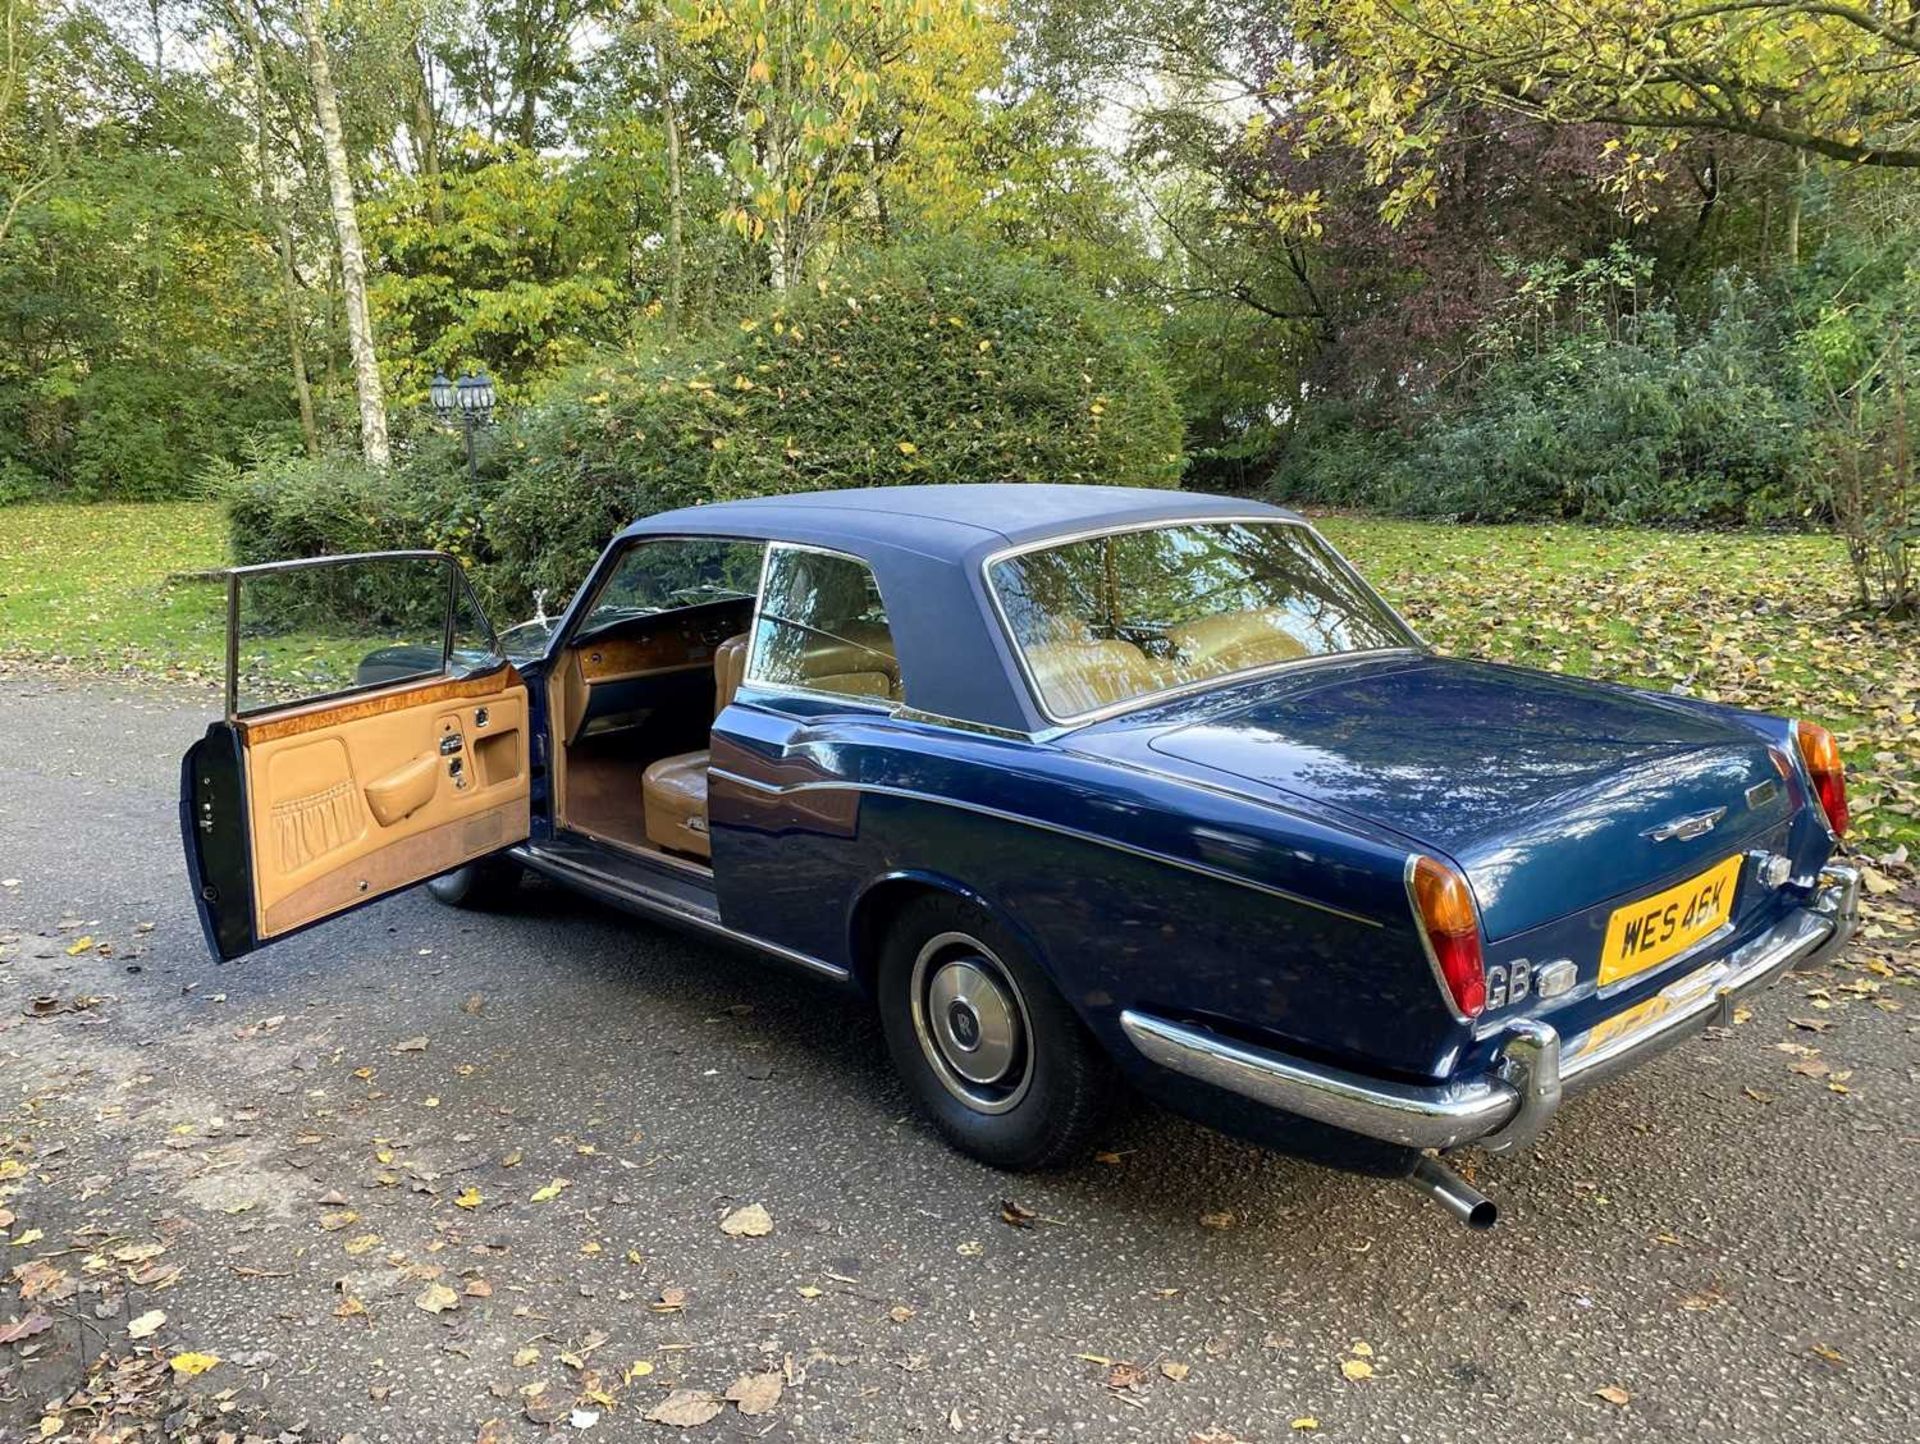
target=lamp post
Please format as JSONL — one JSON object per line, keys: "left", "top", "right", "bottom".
{"left": 429, "top": 368, "right": 496, "bottom": 484}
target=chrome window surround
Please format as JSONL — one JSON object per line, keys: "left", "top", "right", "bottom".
{"left": 223, "top": 549, "right": 502, "bottom": 721}
{"left": 742, "top": 539, "right": 904, "bottom": 711}
{"left": 979, "top": 515, "right": 1427, "bottom": 730}
{"left": 553, "top": 532, "right": 1042, "bottom": 735}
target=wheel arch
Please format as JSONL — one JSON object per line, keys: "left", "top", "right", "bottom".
{"left": 845, "top": 869, "right": 1050, "bottom": 999}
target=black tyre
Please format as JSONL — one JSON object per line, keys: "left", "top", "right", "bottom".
{"left": 426, "top": 855, "right": 524, "bottom": 910}
{"left": 877, "top": 893, "right": 1112, "bottom": 1170}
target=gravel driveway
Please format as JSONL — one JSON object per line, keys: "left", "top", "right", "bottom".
{"left": 1, "top": 673, "right": 1914, "bottom": 1443}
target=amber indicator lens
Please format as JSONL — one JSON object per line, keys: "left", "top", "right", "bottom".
{"left": 1409, "top": 855, "right": 1487, "bottom": 1019}
{"left": 1794, "top": 720, "right": 1849, "bottom": 837}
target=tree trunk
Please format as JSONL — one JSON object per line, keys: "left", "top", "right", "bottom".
{"left": 276, "top": 217, "right": 321, "bottom": 456}
{"left": 654, "top": 35, "right": 685, "bottom": 337}
{"left": 1784, "top": 148, "right": 1806, "bottom": 268}
{"left": 300, "top": 0, "right": 389, "bottom": 467}
{"left": 768, "top": 216, "right": 791, "bottom": 291}
{"left": 237, "top": 1, "right": 319, "bottom": 456}
{"left": 410, "top": 41, "right": 443, "bottom": 225}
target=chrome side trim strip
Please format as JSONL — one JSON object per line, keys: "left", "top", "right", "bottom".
{"left": 1119, "top": 1010, "right": 1520, "bottom": 1151}
{"left": 706, "top": 767, "right": 1381, "bottom": 928}
{"left": 510, "top": 844, "right": 850, "bottom": 983}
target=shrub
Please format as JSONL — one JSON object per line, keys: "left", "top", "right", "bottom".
{"left": 226, "top": 241, "right": 1186, "bottom": 615}
{"left": 1271, "top": 270, "right": 1809, "bottom": 526}
{"left": 2, "top": 363, "right": 301, "bottom": 504}
{"left": 1794, "top": 233, "right": 1919, "bottom": 616}
{"left": 481, "top": 240, "right": 1183, "bottom": 608}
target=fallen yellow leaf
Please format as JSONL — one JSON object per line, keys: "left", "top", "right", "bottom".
{"left": 719, "top": 1202, "right": 773, "bottom": 1237}
{"left": 127, "top": 1309, "right": 165, "bottom": 1339}
{"left": 454, "top": 1187, "right": 482, "bottom": 1210}
{"left": 169, "top": 1352, "right": 220, "bottom": 1377}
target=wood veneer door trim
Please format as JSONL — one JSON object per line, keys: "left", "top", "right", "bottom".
{"left": 238, "top": 665, "right": 524, "bottom": 745}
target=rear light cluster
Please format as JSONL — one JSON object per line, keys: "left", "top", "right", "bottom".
{"left": 1407, "top": 855, "right": 1486, "bottom": 1020}
{"left": 1794, "top": 720, "right": 1850, "bottom": 837}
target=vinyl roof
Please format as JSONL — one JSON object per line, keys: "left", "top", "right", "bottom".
{"left": 625, "top": 484, "right": 1300, "bottom": 556}
{"left": 614, "top": 484, "right": 1307, "bottom": 733}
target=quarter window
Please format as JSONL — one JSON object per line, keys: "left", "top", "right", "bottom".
{"left": 747, "top": 546, "right": 900, "bottom": 703}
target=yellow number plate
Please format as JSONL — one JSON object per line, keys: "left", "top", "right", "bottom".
{"left": 1599, "top": 854, "right": 1743, "bottom": 987}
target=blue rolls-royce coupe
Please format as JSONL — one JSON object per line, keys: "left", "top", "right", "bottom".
{"left": 182, "top": 486, "right": 1858, "bottom": 1226}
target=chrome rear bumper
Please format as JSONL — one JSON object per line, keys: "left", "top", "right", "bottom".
{"left": 1120, "top": 864, "right": 1860, "bottom": 1155}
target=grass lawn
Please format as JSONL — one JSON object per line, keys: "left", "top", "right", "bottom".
{"left": 0, "top": 501, "right": 229, "bottom": 687}
{"left": 1, "top": 500, "right": 1914, "bottom": 851}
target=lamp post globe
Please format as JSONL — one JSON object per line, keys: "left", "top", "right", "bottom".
{"left": 434, "top": 366, "right": 496, "bottom": 487}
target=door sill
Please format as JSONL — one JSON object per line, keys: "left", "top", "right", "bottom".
{"left": 512, "top": 838, "right": 848, "bottom": 983}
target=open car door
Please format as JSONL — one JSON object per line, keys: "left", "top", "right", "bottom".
{"left": 181, "top": 551, "right": 532, "bottom": 961}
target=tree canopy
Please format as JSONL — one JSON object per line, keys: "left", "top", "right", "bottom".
{"left": 1, "top": 0, "right": 1915, "bottom": 607}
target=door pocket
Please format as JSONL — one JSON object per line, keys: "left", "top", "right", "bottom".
{"left": 472, "top": 729, "right": 523, "bottom": 788}
{"left": 272, "top": 778, "right": 363, "bottom": 873}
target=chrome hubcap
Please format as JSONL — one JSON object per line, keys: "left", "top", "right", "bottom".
{"left": 910, "top": 932, "right": 1033, "bottom": 1114}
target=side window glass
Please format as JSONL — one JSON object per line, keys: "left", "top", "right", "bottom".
{"left": 231, "top": 555, "right": 466, "bottom": 715}
{"left": 581, "top": 538, "right": 765, "bottom": 633}
{"left": 747, "top": 547, "right": 900, "bottom": 702}
{"left": 449, "top": 579, "right": 504, "bottom": 674}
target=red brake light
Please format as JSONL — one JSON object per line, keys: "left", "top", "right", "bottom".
{"left": 1795, "top": 720, "right": 1849, "bottom": 836}
{"left": 1408, "top": 855, "right": 1486, "bottom": 1020}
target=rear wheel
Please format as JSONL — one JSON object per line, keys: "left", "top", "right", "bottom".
{"left": 877, "top": 894, "right": 1111, "bottom": 1170}
{"left": 426, "top": 855, "right": 523, "bottom": 910}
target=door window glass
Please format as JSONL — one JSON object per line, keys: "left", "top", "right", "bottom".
{"left": 747, "top": 546, "right": 900, "bottom": 702}
{"left": 230, "top": 554, "right": 493, "bottom": 715}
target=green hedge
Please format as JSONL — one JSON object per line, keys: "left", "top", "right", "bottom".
{"left": 225, "top": 241, "right": 1185, "bottom": 614}
{"left": 1271, "top": 275, "right": 1809, "bottom": 526}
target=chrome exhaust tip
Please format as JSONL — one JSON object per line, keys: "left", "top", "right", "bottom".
{"left": 1409, "top": 1155, "right": 1498, "bottom": 1230}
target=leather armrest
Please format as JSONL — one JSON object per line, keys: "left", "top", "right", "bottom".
{"left": 364, "top": 754, "right": 438, "bottom": 827}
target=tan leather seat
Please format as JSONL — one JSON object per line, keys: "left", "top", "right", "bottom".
{"left": 1169, "top": 608, "right": 1310, "bottom": 675}
{"left": 1023, "top": 638, "right": 1180, "bottom": 716}
{"left": 641, "top": 634, "right": 748, "bottom": 860}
